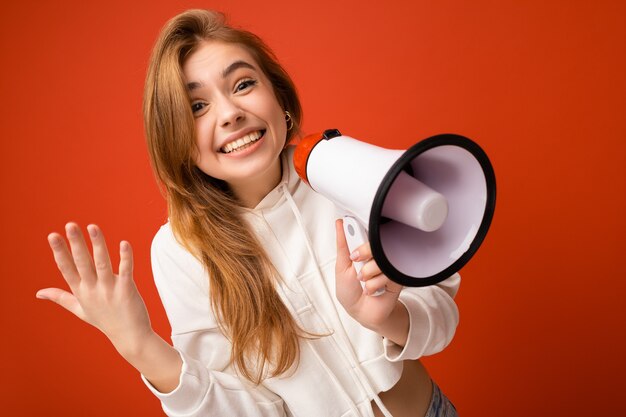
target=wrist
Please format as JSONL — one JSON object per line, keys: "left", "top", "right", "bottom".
{"left": 370, "top": 300, "right": 409, "bottom": 346}
{"left": 116, "top": 330, "right": 183, "bottom": 394}
{"left": 111, "top": 327, "right": 157, "bottom": 362}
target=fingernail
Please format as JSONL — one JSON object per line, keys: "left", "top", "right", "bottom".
{"left": 48, "top": 234, "right": 60, "bottom": 247}
{"left": 66, "top": 224, "right": 78, "bottom": 236}
{"left": 88, "top": 225, "right": 98, "bottom": 238}
{"left": 350, "top": 250, "right": 359, "bottom": 261}
{"left": 36, "top": 292, "right": 48, "bottom": 300}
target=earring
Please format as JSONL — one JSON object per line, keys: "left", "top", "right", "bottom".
{"left": 285, "top": 111, "right": 294, "bottom": 131}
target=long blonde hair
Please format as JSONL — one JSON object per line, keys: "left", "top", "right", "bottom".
{"left": 144, "top": 9, "right": 304, "bottom": 384}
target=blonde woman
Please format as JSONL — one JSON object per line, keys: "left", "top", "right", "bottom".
{"left": 37, "top": 9, "right": 460, "bottom": 417}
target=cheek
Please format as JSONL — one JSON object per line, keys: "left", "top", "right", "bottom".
{"left": 191, "top": 124, "right": 215, "bottom": 170}
{"left": 254, "top": 87, "right": 287, "bottom": 137}
{"left": 266, "top": 102, "right": 287, "bottom": 140}
{"left": 194, "top": 119, "right": 214, "bottom": 151}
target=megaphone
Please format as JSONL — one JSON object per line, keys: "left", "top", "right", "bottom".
{"left": 294, "top": 129, "right": 496, "bottom": 287}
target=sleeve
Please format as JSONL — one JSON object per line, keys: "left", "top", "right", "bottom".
{"left": 142, "top": 224, "right": 287, "bottom": 417}
{"left": 383, "top": 272, "right": 461, "bottom": 362}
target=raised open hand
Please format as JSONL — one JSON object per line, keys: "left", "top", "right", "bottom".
{"left": 37, "top": 223, "right": 152, "bottom": 357}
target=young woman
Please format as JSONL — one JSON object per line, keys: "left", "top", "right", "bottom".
{"left": 37, "top": 9, "right": 460, "bottom": 417}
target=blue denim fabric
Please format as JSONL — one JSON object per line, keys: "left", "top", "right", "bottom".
{"left": 424, "top": 381, "right": 458, "bottom": 417}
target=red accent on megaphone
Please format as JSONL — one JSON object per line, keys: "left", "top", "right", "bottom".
{"left": 294, "top": 132, "right": 325, "bottom": 186}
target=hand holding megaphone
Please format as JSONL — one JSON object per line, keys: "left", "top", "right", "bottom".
{"left": 342, "top": 215, "right": 386, "bottom": 296}
{"left": 294, "top": 129, "right": 496, "bottom": 287}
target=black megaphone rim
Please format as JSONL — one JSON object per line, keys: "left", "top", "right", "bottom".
{"left": 368, "top": 133, "right": 497, "bottom": 287}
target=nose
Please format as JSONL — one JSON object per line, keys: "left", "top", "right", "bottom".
{"left": 216, "top": 96, "right": 244, "bottom": 128}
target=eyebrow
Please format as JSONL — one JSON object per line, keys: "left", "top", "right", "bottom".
{"left": 222, "top": 60, "right": 256, "bottom": 78}
{"left": 186, "top": 60, "right": 257, "bottom": 92}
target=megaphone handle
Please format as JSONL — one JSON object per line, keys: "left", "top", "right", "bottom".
{"left": 342, "top": 215, "right": 384, "bottom": 296}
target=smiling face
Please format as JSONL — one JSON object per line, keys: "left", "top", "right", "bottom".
{"left": 183, "top": 40, "right": 287, "bottom": 203}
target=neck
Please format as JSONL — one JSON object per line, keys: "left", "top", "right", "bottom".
{"left": 229, "top": 157, "right": 283, "bottom": 208}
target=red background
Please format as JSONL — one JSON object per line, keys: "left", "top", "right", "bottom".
{"left": 2, "top": 0, "right": 625, "bottom": 415}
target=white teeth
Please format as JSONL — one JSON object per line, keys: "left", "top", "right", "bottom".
{"left": 221, "top": 130, "right": 263, "bottom": 153}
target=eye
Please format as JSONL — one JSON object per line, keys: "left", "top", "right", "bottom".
{"left": 234, "top": 78, "right": 257, "bottom": 93}
{"left": 191, "top": 102, "right": 207, "bottom": 115}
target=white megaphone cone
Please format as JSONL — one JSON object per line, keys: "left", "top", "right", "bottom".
{"left": 294, "top": 129, "right": 496, "bottom": 287}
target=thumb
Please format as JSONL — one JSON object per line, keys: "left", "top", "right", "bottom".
{"left": 36, "top": 288, "right": 85, "bottom": 320}
{"left": 335, "top": 219, "right": 355, "bottom": 275}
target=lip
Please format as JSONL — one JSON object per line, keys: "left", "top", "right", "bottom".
{"left": 217, "top": 127, "right": 266, "bottom": 152}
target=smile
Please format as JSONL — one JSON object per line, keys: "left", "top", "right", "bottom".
{"left": 220, "top": 130, "right": 265, "bottom": 153}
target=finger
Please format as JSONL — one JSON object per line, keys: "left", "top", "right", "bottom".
{"left": 48, "top": 232, "right": 81, "bottom": 289}
{"left": 362, "top": 275, "right": 386, "bottom": 296}
{"left": 335, "top": 219, "right": 355, "bottom": 274}
{"left": 65, "top": 222, "right": 97, "bottom": 286}
{"left": 362, "top": 275, "right": 401, "bottom": 296}
{"left": 36, "top": 288, "right": 86, "bottom": 321}
{"left": 119, "top": 240, "right": 134, "bottom": 280}
{"left": 87, "top": 224, "right": 113, "bottom": 284}
{"left": 357, "top": 259, "right": 383, "bottom": 282}
{"left": 350, "top": 240, "right": 373, "bottom": 263}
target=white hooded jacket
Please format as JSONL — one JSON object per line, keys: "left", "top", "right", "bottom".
{"left": 142, "top": 146, "right": 461, "bottom": 417}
